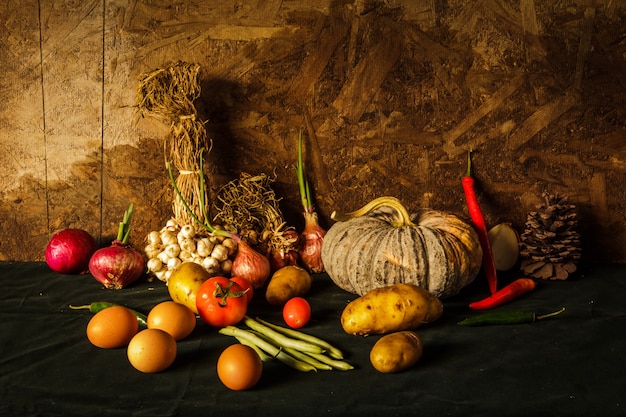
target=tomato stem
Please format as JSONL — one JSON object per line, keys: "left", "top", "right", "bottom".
{"left": 212, "top": 281, "right": 247, "bottom": 306}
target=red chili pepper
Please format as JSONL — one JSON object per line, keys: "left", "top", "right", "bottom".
{"left": 469, "top": 278, "right": 536, "bottom": 310}
{"left": 462, "top": 150, "right": 498, "bottom": 295}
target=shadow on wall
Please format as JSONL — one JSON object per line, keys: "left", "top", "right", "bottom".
{"left": 197, "top": 77, "right": 245, "bottom": 183}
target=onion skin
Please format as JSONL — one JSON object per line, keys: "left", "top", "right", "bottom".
{"left": 269, "top": 249, "right": 299, "bottom": 272}
{"left": 268, "top": 229, "right": 301, "bottom": 272}
{"left": 299, "top": 211, "right": 326, "bottom": 273}
{"left": 231, "top": 240, "right": 271, "bottom": 289}
{"left": 45, "top": 229, "right": 98, "bottom": 274}
{"left": 89, "top": 241, "right": 145, "bottom": 289}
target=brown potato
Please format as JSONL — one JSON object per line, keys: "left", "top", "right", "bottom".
{"left": 370, "top": 331, "right": 423, "bottom": 373}
{"left": 341, "top": 283, "right": 443, "bottom": 335}
{"left": 265, "top": 265, "right": 312, "bottom": 306}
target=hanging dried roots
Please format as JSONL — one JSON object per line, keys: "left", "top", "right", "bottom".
{"left": 213, "top": 172, "right": 300, "bottom": 261}
{"left": 136, "top": 61, "right": 211, "bottom": 226}
{"left": 136, "top": 62, "right": 201, "bottom": 121}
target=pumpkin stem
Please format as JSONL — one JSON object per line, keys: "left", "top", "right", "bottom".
{"left": 330, "top": 196, "right": 416, "bottom": 227}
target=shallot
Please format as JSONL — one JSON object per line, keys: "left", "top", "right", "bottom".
{"left": 231, "top": 239, "right": 271, "bottom": 289}
{"left": 296, "top": 130, "right": 326, "bottom": 273}
{"left": 89, "top": 203, "right": 144, "bottom": 289}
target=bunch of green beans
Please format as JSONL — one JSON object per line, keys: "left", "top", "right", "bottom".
{"left": 219, "top": 316, "right": 354, "bottom": 372}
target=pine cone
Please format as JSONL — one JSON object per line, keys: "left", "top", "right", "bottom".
{"left": 519, "top": 192, "right": 581, "bottom": 280}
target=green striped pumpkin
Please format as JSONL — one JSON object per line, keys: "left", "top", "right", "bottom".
{"left": 321, "top": 196, "right": 483, "bottom": 298}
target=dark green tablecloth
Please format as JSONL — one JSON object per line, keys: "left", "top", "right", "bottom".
{"left": 1, "top": 262, "right": 624, "bottom": 416}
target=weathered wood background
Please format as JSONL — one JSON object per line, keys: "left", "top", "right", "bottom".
{"left": 1, "top": 0, "right": 625, "bottom": 264}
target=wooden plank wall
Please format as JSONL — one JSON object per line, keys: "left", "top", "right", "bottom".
{"left": 1, "top": 0, "right": 625, "bottom": 264}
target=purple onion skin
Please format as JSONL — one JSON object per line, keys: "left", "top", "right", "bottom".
{"left": 88, "top": 241, "right": 145, "bottom": 289}
{"left": 45, "top": 229, "right": 98, "bottom": 274}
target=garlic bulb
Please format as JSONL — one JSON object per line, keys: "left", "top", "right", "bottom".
{"left": 147, "top": 258, "right": 163, "bottom": 273}
{"left": 211, "top": 244, "right": 229, "bottom": 262}
{"left": 144, "top": 220, "right": 238, "bottom": 282}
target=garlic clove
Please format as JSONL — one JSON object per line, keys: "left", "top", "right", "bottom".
{"left": 488, "top": 223, "right": 520, "bottom": 271}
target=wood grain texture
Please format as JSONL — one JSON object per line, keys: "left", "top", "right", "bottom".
{"left": 0, "top": 0, "right": 624, "bottom": 264}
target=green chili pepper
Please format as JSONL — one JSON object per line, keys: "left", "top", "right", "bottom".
{"left": 457, "top": 307, "right": 565, "bottom": 326}
{"left": 69, "top": 302, "right": 148, "bottom": 329}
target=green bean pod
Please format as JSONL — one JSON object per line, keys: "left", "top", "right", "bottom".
{"left": 303, "top": 351, "right": 355, "bottom": 371}
{"left": 219, "top": 326, "right": 317, "bottom": 372}
{"left": 243, "top": 316, "right": 324, "bottom": 355}
{"left": 255, "top": 317, "right": 345, "bottom": 359}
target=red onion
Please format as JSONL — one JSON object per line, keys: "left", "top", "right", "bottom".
{"left": 299, "top": 211, "right": 326, "bottom": 273}
{"left": 88, "top": 203, "right": 144, "bottom": 289}
{"left": 45, "top": 229, "right": 98, "bottom": 274}
{"left": 231, "top": 240, "right": 271, "bottom": 289}
{"left": 89, "top": 241, "right": 145, "bottom": 289}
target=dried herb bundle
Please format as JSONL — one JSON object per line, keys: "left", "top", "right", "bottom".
{"left": 137, "top": 62, "right": 201, "bottom": 121}
{"left": 136, "top": 61, "right": 209, "bottom": 225}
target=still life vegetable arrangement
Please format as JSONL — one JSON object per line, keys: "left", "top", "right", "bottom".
{"left": 47, "top": 63, "right": 579, "bottom": 390}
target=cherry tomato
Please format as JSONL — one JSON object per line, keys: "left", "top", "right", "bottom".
{"left": 196, "top": 277, "right": 248, "bottom": 327}
{"left": 282, "top": 297, "right": 311, "bottom": 329}
{"left": 230, "top": 276, "right": 254, "bottom": 303}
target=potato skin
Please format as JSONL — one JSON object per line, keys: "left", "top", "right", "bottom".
{"left": 265, "top": 265, "right": 312, "bottom": 306}
{"left": 341, "top": 283, "right": 443, "bottom": 335}
{"left": 370, "top": 331, "right": 423, "bottom": 373}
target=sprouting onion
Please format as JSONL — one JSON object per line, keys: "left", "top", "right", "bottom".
{"left": 296, "top": 130, "right": 326, "bottom": 273}
{"left": 89, "top": 203, "right": 145, "bottom": 289}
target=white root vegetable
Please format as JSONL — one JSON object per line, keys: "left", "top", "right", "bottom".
{"left": 161, "top": 230, "right": 178, "bottom": 246}
{"left": 196, "top": 238, "right": 214, "bottom": 257}
{"left": 164, "top": 243, "right": 180, "bottom": 259}
{"left": 167, "top": 257, "right": 182, "bottom": 270}
{"left": 144, "top": 244, "right": 162, "bottom": 259}
{"left": 222, "top": 237, "right": 237, "bottom": 256}
{"left": 211, "top": 244, "right": 229, "bottom": 262}
{"left": 147, "top": 231, "right": 161, "bottom": 245}
{"left": 180, "top": 224, "right": 195, "bottom": 239}
{"left": 147, "top": 258, "right": 163, "bottom": 273}
{"left": 157, "top": 251, "right": 170, "bottom": 264}
{"left": 221, "top": 259, "right": 233, "bottom": 274}
{"left": 202, "top": 256, "right": 220, "bottom": 271}
{"left": 179, "top": 250, "right": 194, "bottom": 262}
{"left": 179, "top": 238, "right": 196, "bottom": 253}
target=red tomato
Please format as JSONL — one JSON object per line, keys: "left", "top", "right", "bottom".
{"left": 230, "top": 276, "right": 254, "bottom": 303}
{"left": 196, "top": 277, "right": 248, "bottom": 327}
{"left": 282, "top": 297, "right": 311, "bottom": 329}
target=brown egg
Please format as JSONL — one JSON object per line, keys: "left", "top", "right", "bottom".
{"left": 217, "top": 344, "right": 263, "bottom": 390}
{"left": 147, "top": 301, "right": 196, "bottom": 341}
{"left": 127, "top": 329, "right": 177, "bottom": 373}
{"left": 86, "top": 306, "right": 139, "bottom": 349}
